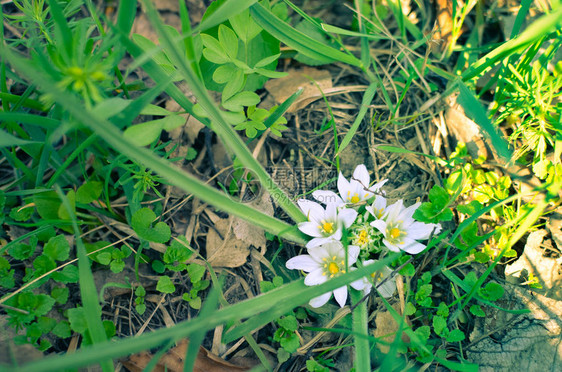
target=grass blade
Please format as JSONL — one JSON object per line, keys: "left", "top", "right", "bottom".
{"left": 139, "top": 0, "right": 305, "bottom": 224}
{"left": 9, "top": 259, "right": 394, "bottom": 372}
{"left": 250, "top": 2, "right": 362, "bottom": 67}
{"left": 0, "top": 46, "right": 306, "bottom": 245}
{"left": 55, "top": 186, "right": 112, "bottom": 372}
{"left": 336, "top": 82, "right": 377, "bottom": 156}
{"left": 456, "top": 80, "right": 512, "bottom": 161}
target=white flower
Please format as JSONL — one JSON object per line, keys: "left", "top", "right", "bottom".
{"left": 312, "top": 164, "right": 387, "bottom": 206}
{"left": 365, "top": 195, "right": 388, "bottom": 220}
{"left": 370, "top": 200, "right": 441, "bottom": 254}
{"left": 297, "top": 199, "right": 358, "bottom": 249}
{"left": 286, "top": 241, "right": 360, "bottom": 308}
{"left": 351, "top": 260, "right": 396, "bottom": 298}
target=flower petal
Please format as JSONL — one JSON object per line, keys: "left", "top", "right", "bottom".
{"left": 352, "top": 164, "right": 370, "bottom": 187}
{"left": 346, "top": 245, "right": 361, "bottom": 265}
{"left": 337, "top": 172, "right": 351, "bottom": 200}
{"left": 286, "top": 255, "right": 319, "bottom": 272}
{"left": 306, "top": 236, "right": 334, "bottom": 249}
{"left": 309, "top": 292, "right": 332, "bottom": 308}
{"left": 333, "top": 286, "right": 348, "bottom": 307}
{"left": 398, "top": 202, "right": 420, "bottom": 222}
{"left": 369, "top": 179, "right": 388, "bottom": 193}
{"left": 370, "top": 219, "right": 387, "bottom": 235}
{"left": 377, "top": 279, "right": 396, "bottom": 298}
{"left": 338, "top": 208, "right": 358, "bottom": 228}
{"left": 298, "top": 221, "right": 323, "bottom": 237}
{"left": 297, "top": 199, "right": 325, "bottom": 221}
{"left": 325, "top": 203, "right": 338, "bottom": 221}
{"left": 308, "top": 243, "right": 331, "bottom": 262}
{"left": 382, "top": 239, "right": 401, "bottom": 252}
{"left": 304, "top": 269, "right": 327, "bottom": 286}
{"left": 312, "top": 190, "right": 344, "bottom": 206}
{"left": 350, "top": 276, "right": 368, "bottom": 291}
{"left": 385, "top": 199, "right": 404, "bottom": 222}
{"left": 400, "top": 237, "right": 427, "bottom": 254}
{"left": 406, "top": 221, "right": 434, "bottom": 240}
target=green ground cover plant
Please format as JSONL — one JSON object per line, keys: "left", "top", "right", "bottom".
{"left": 0, "top": 0, "right": 561, "bottom": 371}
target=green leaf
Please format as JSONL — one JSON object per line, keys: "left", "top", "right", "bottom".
{"left": 0, "top": 128, "right": 38, "bottom": 147}
{"left": 432, "top": 315, "right": 447, "bottom": 336}
{"left": 436, "top": 302, "right": 449, "bottom": 318}
{"left": 218, "top": 25, "right": 239, "bottom": 59}
{"left": 280, "top": 332, "right": 299, "bottom": 353}
{"left": 188, "top": 296, "right": 201, "bottom": 309}
{"left": 51, "top": 265, "right": 79, "bottom": 284}
{"left": 76, "top": 181, "right": 102, "bottom": 204}
{"left": 399, "top": 263, "right": 415, "bottom": 276}
{"left": 469, "top": 304, "right": 486, "bottom": 317}
{"left": 52, "top": 321, "right": 72, "bottom": 338}
{"left": 67, "top": 307, "right": 87, "bottom": 334}
{"left": 51, "top": 287, "right": 69, "bottom": 305}
{"left": 43, "top": 235, "right": 70, "bottom": 262}
{"left": 187, "top": 263, "right": 206, "bottom": 284}
{"left": 156, "top": 275, "right": 176, "bottom": 294}
{"left": 136, "top": 303, "right": 146, "bottom": 315}
{"left": 229, "top": 9, "right": 262, "bottom": 43}
{"left": 201, "top": 34, "right": 229, "bottom": 64}
{"left": 9, "top": 205, "right": 34, "bottom": 222}
{"left": 32, "top": 254, "right": 56, "bottom": 278}
{"left": 34, "top": 191, "right": 61, "bottom": 220}
{"left": 222, "top": 69, "right": 245, "bottom": 101}
{"left": 222, "top": 91, "right": 260, "bottom": 111}
{"left": 123, "top": 115, "right": 185, "bottom": 147}
{"left": 405, "top": 302, "right": 416, "bottom": 316}
{"left": 8, "top": 238, "right": 37, "bottom": 260}
{"left": 254, "top": 53, "right": 281, "bottom": 68}
{"left": 277, "top": 315, "right": 298, "bottom": 332}
{"left": 414, "top": 325, "right": 431, "bottom": 342}
{"left": 185, "top": 147, "right": 197, "bottom": 161}
{"left": 131, "top": 208, "right": 171, "bottom": 243}
{"left": 446, "top": 329, "right": 465, "bottom": 342}
{"left": 140, "top": 104, "right": 175, "bottom": 116}
{"left": 110, "top": 260, "right": 125, "bottom": 273}
{"left": 480, "top": 282, "right": 504, "bottom": 301}
{"left": 212, "top": 64, "right": 237, "bottom": 84}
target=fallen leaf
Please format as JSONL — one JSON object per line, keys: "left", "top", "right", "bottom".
{"left": 373, "top": 303, "right": 410, "bottom": 353}
{"left": 444, "top": 93, "right": 489, "bottom": 159}
{"left": 204, "top": 193, "right": 272, "bottom": 267}
{"left": 122, "top": 339, "right": 249, "bottom": 372}
{"left": 264, "top": 67, "right": 332, "bottom": 112}
{"left": 505, "top": 230, "right": 562, "bottom": 300}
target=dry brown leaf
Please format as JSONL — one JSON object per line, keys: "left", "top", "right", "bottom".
{"left": 373, "top": 303, "right": 410, "bottom": 353}
{"left": 444, "top": 93, "right": 489, "bottom": 159}
{"left": 432, "top": 0, "right": 454, "bottom": 53}
{"left": 505, "top": 230, "right": 562, "bottom": 300}
{"left": 204, "top": 193, "right": 272, "bottom": 267}
{"left": 264, "top": 67, "right": 332, "bottom": 112}
{"left": 122, "top": 339, "right": 249, "bottom": 372}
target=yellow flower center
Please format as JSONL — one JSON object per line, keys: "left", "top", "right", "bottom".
{"left": 322, "top": 222, "right": 334, "bottom": 234}
{"left": 389, "top": 227, "right": 401, "bottom": 239}
{"left": 357, "top": 230, "right": 369, "bottom": 245}
{"left": 323, "top": 257, "right": 346, "bottom": 278}
{"left": 350, "top": 194, "right": 360, "bottom": 203}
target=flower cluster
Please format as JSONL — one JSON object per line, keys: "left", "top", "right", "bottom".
{"left": 286, "top": 164, "right": 440, "bottom": 308}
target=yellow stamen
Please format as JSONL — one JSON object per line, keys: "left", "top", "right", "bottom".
{"left": 322, "top": 222, "right": 334, "bottom": 234}
{"left": 351, "top": 194, "right": 360, "bottom": 203}
{"left": 328, "top": 262, "right": 339, "bottom": 274}
{"left": 390, "top": 227, "right": 401, "bottom": 239}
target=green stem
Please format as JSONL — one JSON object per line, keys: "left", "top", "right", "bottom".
{"left": 351, "top": 289, "right": 371, "bottom": 372}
